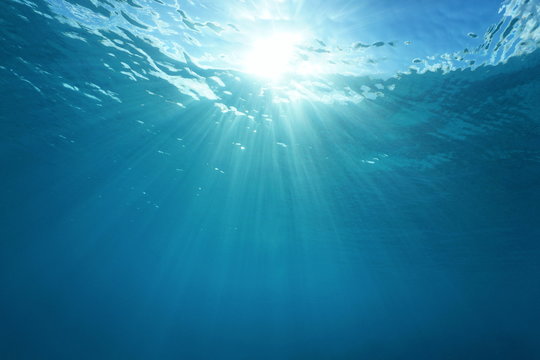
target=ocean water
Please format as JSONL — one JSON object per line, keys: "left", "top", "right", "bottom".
{"left": 1, "top": 0, "right": 540, "bottom": 359}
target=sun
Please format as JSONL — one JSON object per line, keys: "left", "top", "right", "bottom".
{"left": 243, "top": 32, "right": 303, "bottom": 79}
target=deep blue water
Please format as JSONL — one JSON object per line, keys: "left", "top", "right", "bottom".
{"left": 1, "top": 0, "right": 540, "bottom": 359}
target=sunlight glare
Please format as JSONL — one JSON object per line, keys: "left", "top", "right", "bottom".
{"left": 243, "top": 32, "right": 303, "bottom": 79}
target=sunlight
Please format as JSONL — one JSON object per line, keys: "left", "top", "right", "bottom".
{"left": 243, "top": 32, "right": 303, "bottom": 79}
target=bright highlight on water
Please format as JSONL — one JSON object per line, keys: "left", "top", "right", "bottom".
{"left": 243, "top": 32, "right": 306, "bottom": 78}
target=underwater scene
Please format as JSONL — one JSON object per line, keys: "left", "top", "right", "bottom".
{"left": 1, "top": 0, "right": 540, "bottom": 358}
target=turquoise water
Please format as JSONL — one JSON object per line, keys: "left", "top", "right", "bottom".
{"left": 1, "top": 0, "right": 540, "bottom": 358}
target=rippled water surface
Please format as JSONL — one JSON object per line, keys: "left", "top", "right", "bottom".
{"left": 1, "top": 0, "right": 540, "bottom": 359}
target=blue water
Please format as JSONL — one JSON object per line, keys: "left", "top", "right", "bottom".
{"left": 1, "top": 0, "right": 540, "bottom": 358}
